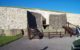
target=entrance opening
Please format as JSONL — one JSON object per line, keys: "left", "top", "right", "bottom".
{"left": 43, "top": 19, "right": 46, "bottom": 29}
{"left": 27, "top": 11, "right": 43, "bottom": 39}
{"left": 27, "top": 11, "right": 37, "bottom": 29}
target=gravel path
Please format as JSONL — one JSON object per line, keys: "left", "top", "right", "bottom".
{"left": 0, "top": 36, "right": 76, "bottom": 50}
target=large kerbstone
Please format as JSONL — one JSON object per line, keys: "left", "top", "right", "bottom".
{"left": 0, "top": 29, "right": 4, "bottom": 36}
{"left": 4, "top": 29, "right": 22, "bottom": 36}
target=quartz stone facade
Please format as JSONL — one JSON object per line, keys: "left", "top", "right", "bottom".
{"left": 0, "top": 7, "right": 80, "bottom": 37}
{"left": 49, "top": 14, "right": 67, "bottom": 35}
{"left": 0, "top": 7, "right": 27, "bottom": 36}
{"left": 49, "top": 14, "right": 67, "bottom": 29}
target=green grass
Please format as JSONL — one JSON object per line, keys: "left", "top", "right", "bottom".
{"left": 0, "top": 34, "right": 23, "bottom": 46}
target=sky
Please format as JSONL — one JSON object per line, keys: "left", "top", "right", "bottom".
{"left": 0, "top": 0, "right": 80, "bottom": 14}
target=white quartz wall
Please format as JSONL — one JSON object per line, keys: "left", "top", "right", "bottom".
{"left": 27, "top": 9, "right": 65, "bottom": 25}
{"left": 0, "top": 7, "right": 80, "bottom": 30}
{"left": 67, "top": 13, "right": 80, "bottom": 26}
{"left": 28, "top": 9, "right": 80, "bottom": 26}
{"left": 0, "top": 7, "right": 27, "bottom": 29}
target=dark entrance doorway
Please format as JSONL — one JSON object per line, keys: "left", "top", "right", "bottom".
{"left": 27, "top": 11, "right": 43, "bottom": 39}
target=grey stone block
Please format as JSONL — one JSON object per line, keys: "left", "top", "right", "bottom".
{"left": 10, "top": 29, "right": 22, "bottom": 36}
{"left": 49, "top": 14, "right": 67, "bottom": 34}
{"left": 4, "top": 29, "right": 22, "bottom": 36}
{"left": 49, "top": 14, "right": 67, "bottom": 29}
{"left": 22, "top": 29, "right": 28, "bottom": 37}
{"left": 0, "top": 29, "right": 4, "bottom": 36}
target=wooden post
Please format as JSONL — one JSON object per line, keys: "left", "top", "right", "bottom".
{"left": 48, "top": 32, "right": 50, "bottom": 39}
{"left": 28, "top": 27, "right": 31, "bottom": 39}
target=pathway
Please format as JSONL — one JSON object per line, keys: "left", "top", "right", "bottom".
{"left": 0, "top": 36, "right": 76, "bottom": 50}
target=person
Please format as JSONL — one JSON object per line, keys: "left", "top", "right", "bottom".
{"left": 76, "top": 26, "right": 80, "bottom": 37}
{"left": 30, "top": 28, "right": 44, "bottom": 39}
{"left": 35, "top": 28, "right": 44, "bottom": 39}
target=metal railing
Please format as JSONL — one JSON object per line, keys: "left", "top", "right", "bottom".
{"left": 65, "top": 22, "right": 80, "bottom": 36}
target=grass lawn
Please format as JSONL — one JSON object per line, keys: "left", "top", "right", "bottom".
{"left": 0, "top": 34, "right": 23, "bottom": 46}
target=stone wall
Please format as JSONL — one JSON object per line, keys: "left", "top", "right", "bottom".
{"left": 0, "top": 29, "right": 4, "bottom": 36}
{"left": 67, "top": 13, "right": 80, "bottom": 26}
{"left": 0, "top": 7, "right": 80, "bottom": 36}
{"left": 0, "top": 7, "right": 27, "bottom": 36}
{"left": 49, "top": 14, "right": 67, "bottom": 29}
